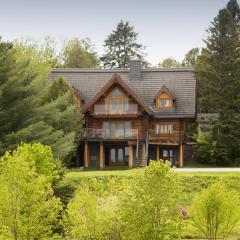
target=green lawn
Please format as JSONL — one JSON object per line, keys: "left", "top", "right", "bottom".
{"left": 66, "top": 167, "right": 240, "bottom": 178}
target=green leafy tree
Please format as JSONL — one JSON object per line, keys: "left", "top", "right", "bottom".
{"left": 64, "top": 179, "right": 121, "bottom": 239}
{"left": 182, "top": 48, "right": 200, "bottom": 67}
{"left": 158, "top": 57, "right": 181, "bottom": 68}
{"left": 120, "top": 161, "right": 183, "bottom": 240}
{"left": 0, "top": 144, "right": 62, "bottom": 240}
{"left": 101, "top": 20, "right": 146, "bottom": 68}
{"left": 62, "top": 38, "right": 99, "bottom": 68}
{"left": 195, "top": 0, "right": 240, "bottom": 165}
{"left": 14, "top": 36, "right": 61, "bottom": 68}
{"left": 0, "top": 38, "right": 82, "bottom": 163}
{"left": 190, "top": 182, "right": 240, "bottom": 240}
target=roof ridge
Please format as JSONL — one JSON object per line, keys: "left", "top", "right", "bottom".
{"left": 51, "top": 67, "right": 193, "bottom": 73}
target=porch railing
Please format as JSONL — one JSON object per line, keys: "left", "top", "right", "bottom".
{"left": 93, "top": 104, "right": 138, "bottom": 115}
{"left": 81, "top": 128, "right": 138, "bottom": 140}
{"left": 148, "top": 130, "right": 184, "bottom": 141}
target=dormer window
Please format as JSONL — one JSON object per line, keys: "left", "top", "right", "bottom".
{"left": 154, "top": 85, "right": 175, "bottom": 109}
{"left": 158, "top": 98, "right": 172, "bottom": 108}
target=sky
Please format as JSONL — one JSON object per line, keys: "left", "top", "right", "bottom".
{"left": 0, "top": 0, "right": 232, "bottom": 65}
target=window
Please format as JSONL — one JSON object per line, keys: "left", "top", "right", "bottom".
{"left": 109, "top": 146, "right": 128, "bottom": 165}
{"left": 103, "top": 121, "right": 132, "bottom": 138}
{"left": 156, "top": 97, "right": 173, "bottom": 109}
{"left": 160, "top": 98, "right": 170, "bottom": 107}
{"left": 156, "top": 124, "right": 173, "bottom": 134}
{"left": 110, "top": 149, "right": 116, "bottom": 162}
{"left": 105, "top": 88, "right": 128, "bottom": 114}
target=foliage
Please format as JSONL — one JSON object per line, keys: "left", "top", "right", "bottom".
{"left": 0, "top": 38, "right": 82, "bottom": 163}
{"left": 38, "top": 76, "right": 83, "bottom": 163}
{"left": 158, "top": 57, "right": 181, "bottom": 68}
{"left": 101, "top": 20, "right": 145, "bottom": 68}
{"left": 193, "top": 128, "right": 219, "bottom": 165}
{"left": 120, "top": 161, "right": 183, "bottom": 240}
{"left": 62, "top": 38, "right": 99, "bottom": 68}
{"left": 12, "top": 143, "right": 63, "bottom": 183}
{"left": 14, "top": 36, "right": 61, "bottom": 68}
{"left": 195, "top": 0, "right": 240, "bottom": 165}
{"left": 189, "top": 182, "right": 240, "bottom": 239}
{"left": 64, "top": 177, "right": 126, "bottom": 239}
{"left": 0, "top": 144, "right": 62, "bottom": 240}
{"left": 182, "top": 47, "right": 200, "bottom": 67}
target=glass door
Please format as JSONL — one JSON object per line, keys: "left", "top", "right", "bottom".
{"left": 109, "top": 146, "right": 128, "bottom": 166}
{"left": 162, "top": 149, "right": 174, "bottom": 166}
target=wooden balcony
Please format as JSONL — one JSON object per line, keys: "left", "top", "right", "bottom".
{"left": 93, "top": 104, "right": 138, "bottom": 115}
{"left": 81, "top": 128, "right": 138, "bottom": 140}
{"left": 148, "top": 130, "right": 184, "bottom": 142}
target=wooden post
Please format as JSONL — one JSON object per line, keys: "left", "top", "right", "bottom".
{"left": 179, "top": 142, "right": 184, "bottom": 167}
{"left": 100, "top": 142, "right": 105, "bottom": 169}
{"left": 84, "top": 142, "right": 89, "bottom": 168}
{"left": 156, "top": 145, "right": 160, "bottom": 161}
{"left": 128, "top": 144, "right": 133, "bottom": 168}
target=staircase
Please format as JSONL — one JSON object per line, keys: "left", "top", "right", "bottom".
{"left": 136, "top": 140, "right": 148, "bottom": 167}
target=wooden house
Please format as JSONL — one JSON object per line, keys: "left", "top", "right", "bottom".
{"left": 50, "top": 60, "right": 196, "bottom": 168}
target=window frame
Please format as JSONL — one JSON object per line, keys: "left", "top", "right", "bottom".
{"left": 156, "top": 95, "right": 173, "bottom": 109}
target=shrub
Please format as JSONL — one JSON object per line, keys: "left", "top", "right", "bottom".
{"left": 189, "top": 182, "right": 240, "bottom": 240}
{"left": 120, "top": 160, "right": 184, "bottom": 240}
{"left": 0, "top": 144, "right": 62, "bottom": 239}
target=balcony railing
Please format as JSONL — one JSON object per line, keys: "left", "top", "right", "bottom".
{"left": 93, "top": 104, "right": 138, "bottom": 115}
{"left": 148, "top": 130, "right": 184, "bottom": 141}
{"left": 81, "top": 128, "right": 138, "bottom": 140}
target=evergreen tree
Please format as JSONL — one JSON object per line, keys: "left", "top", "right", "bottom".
{"left": 0, "top": 38, "right": 82, "bottom": 163}
{"left": 195, "top": 0, "right": 240, "bottom": 164}
{"left": 101, "top": 20, "right": 145, "bottom": 68}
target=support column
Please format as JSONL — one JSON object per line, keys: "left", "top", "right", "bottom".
{"left": 156, "top": 145, "right": 160, "bottom": 161}
{"left": 179, "top": 142, "right": 184, "bottom": 167}
{"left": 128, "top": 144, "right": 134, "bottom": 168}
{"left": 84, "top": 142, "right": 89, "bottom": 168}
{"left": 100, "top": 142, "right": 105, "bottom": 170}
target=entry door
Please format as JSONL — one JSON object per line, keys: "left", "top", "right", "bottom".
{"left": 109, "top": 147, "right": 127, "bottom": 166}
{"left": 162, "top": 149, "right": 174, "bottom": 165}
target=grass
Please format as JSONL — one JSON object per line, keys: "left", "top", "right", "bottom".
{"left": 67, "top": 167, "right": 144, "bottom": 178}
{"left": 62, "top": 167, "right": 240, "bottom": 240}
{"left": 66, "top": 167, "right": 240, "bottom": 178}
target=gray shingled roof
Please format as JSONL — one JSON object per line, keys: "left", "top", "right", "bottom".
{"left": 49, "top": 68, "right": 196, "bottom": 119}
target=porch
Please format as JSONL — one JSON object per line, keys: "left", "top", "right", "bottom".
{"left": 78, "top": 141, "right": 185, "bottom": 169}
{"left": 82, "top": 141, "right": 137, "bottom": 169}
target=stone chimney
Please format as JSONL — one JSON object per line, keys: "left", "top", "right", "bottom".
{"left": 130, "top": 59, "right": 142, "bottom": 81}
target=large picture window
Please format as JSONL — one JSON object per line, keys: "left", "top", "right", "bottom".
{"left": 103, "top": 121, "right": 132, "bottom": 138}
{"left": 105, "top": 88, "right": 128, "bottom": 114}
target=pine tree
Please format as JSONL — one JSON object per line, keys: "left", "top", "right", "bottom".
{"left": 195, "top": 0, "right": 240, "bottom": 164}
{"left": 101, "top": 20, "right": 145, "bottom": 68}
{"left": 0, "top": 38, "right": 82, "bottom": 164}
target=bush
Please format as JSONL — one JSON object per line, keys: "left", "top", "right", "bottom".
{"left": 64, "top": 177, "right": 127, "bottom": 239}
{"left": 189, "top": 182, "right": 240, "bottom": 239}
{"left": 120, "top": 161, "right": 184, "bottom": 240}
{"left": 0, "top": 144, "right": 62, "bottom": 239}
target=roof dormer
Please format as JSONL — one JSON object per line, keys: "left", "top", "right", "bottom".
{"left": 154, "top": 85, "right": 175, "bottom": 109}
